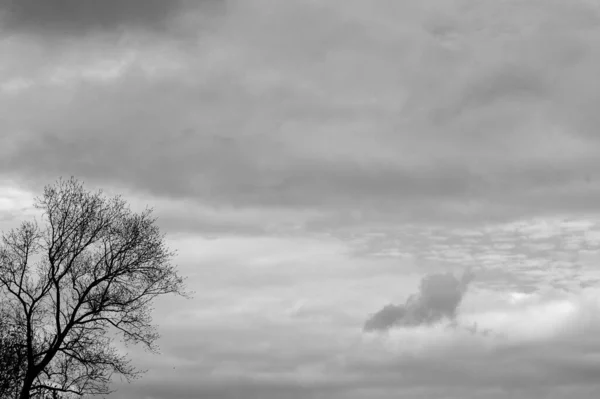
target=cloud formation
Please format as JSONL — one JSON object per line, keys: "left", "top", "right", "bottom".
{"left": 2, "top": 0, "right": 600, "bottom": 226}
{"left": 364, "top": 270, "right": 474, "bottom": 332}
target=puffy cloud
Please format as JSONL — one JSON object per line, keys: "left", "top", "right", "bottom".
{"left": 364, "top": 269, "right": 474, "bottom": 331}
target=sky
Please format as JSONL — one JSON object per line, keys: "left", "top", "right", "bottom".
{"left": 2, "top": 0, "right": 600, "bottom": 397}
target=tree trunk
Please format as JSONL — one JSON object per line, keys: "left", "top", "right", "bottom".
{"left": 18, "top": 374, "right": 34, "bottom": 399}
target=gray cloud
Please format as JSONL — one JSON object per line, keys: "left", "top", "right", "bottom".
{"left": 2, "top": 0, "right": 600, "bottom": 228}
{"left": 109, "top": 294, "right": 600, "bottom": 399}
{"left": 364, "top": 270, "right": 474, "bottom": 332}
{"left": 0, "top": 0, "right": 218, "bottom": 37}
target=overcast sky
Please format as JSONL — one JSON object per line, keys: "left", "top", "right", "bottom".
{"left": 2, "top": 0, "right": 600, "bottom": 398}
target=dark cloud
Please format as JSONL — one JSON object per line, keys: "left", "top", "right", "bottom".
{"left": 0, "top": 131, "right": 483, "bottom": 207}
{"left": 2, "top": 0, "right": 600, "bottom": 228}
{"left": 364, "top": 269, "right": 474, "bottom": 332}
{"left": 4, "top": 114, "right": 599, "bottom": 225}
{"left": 0, "top": 0, "right": 217, "bottom": 37}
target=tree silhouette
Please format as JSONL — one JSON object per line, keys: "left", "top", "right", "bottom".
{"left": 0, "top": 178, "right": 187, "bottom": 399}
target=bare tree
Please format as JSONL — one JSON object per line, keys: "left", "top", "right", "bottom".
{"left": 0, "top": 178, "right": 188, "bottom": 399}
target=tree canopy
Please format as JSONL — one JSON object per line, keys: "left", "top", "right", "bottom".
{"left": 0, "top": 178, "right": 187, "bottom": 399}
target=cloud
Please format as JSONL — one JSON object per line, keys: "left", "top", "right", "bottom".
{"left": 2, "top": 0, "right": 600, "bottom": 227}
{"left": 364, "top": 269, "right": 474, "bottom": 331}
{"left": 0, "top": 0, "right": 214, "bottom": 37}
{"left": 348, "top": 288, "right": 600, "bottom": 397}
{"left": 106, "top": 286, "right": 600, "bottom": 399}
